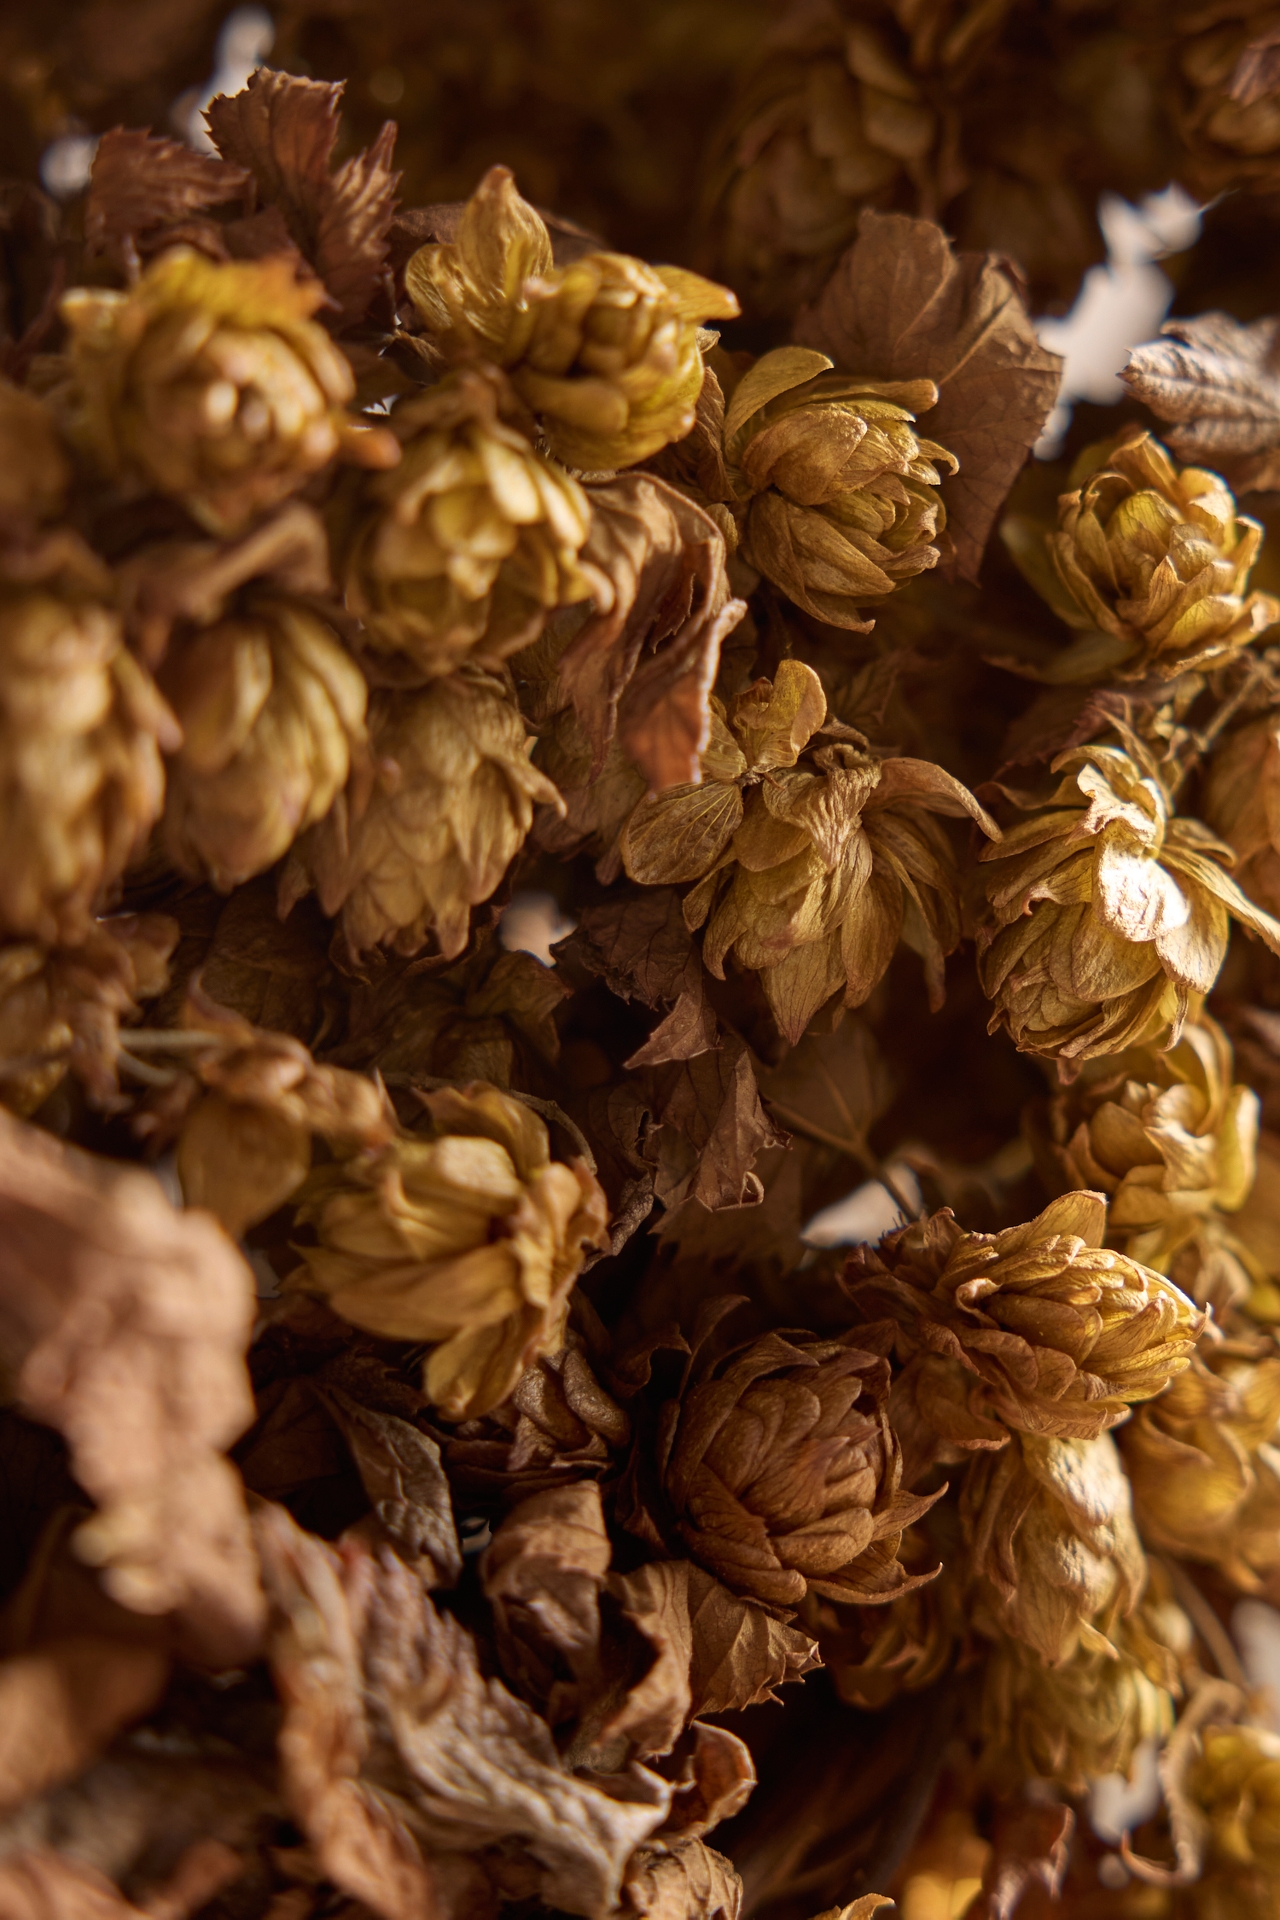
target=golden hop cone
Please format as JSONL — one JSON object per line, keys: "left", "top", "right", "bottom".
{"left": 1185, "top": 1724, "right": 1280, "bottom": 1920}
{"left": 283, "top": 668, "right": 563, "bottom": 960}
{"left": 979, "top": 1606, "right": 1180, "bottom": 1795}
{"left": 287, "top": 1084, "right": 609, "bottom": 1419}
{"left": 724, "top": 346, "right": 957, "bottom": 630}
{"left": 1203, "top": 710, "right": 1280, "bottom": 919}
{"left": 1043, "top": 1009, "right": 1259, "bottom": 1291}
{"left": 1120, "top": 1347, "right": 1280, "bottom": 1589}
{"left": 0, "top": 913, "right": 175, "bottom": 1116}
{"left": 621, "top": 659, "right": 996, "bottom": 1042}
{"left": 640, "top": 1325, "right": 937, "bottom": 1615}
{"left": 160, "top": 596, "right": 367, "bottom": 892}
{"left": 0, "top": 376, "right": 70, "bottom": 524}
{"left": 846, "top": 1191, "right": 1204, "bottom": 1454}
{"left": 404, "top": 165, "right": 740, "bottom": 471}
{"left": 0, "top": 537, "right": 177, "bottom": 944}
{"left": 1003, "top": 428, "right": 1278, "bottom": 683}
{"left": 60, "top": 247, "right": 397, "bottom": 537}
{"left": 977, "top": 732, "right": 1280, "bottom": 1069}
{"left": 1170, "top": 2, "right": 1280, "bottom": 196}
{"left": 960, "top": 1430, "right": 1146, "bottom": 1666}
{"left": 339, "top": 369, "right": 595, "bottom": 675}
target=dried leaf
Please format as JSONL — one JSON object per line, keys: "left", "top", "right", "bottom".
{"left": 756, "top": 1016, "right": 893, "bottom": 1163}
{"left": 623, "top": 1837, "right": 742, "bottom": 1920}
{"left": 85, "top": 130, "right": 249, "bottom": 270}
{"left": 317, "top": 1388, "right": 462, "bottom": 1590}
{"left": 644, "top": 1037, "right": 790, "bottom": 1213}
{"left": 570, "top": 889, "right": 718, "bottom": 1067}
{"left": 558, "top": 476, "right": 747, "bottom": 792}
{"left": 608, "top": 1559, "right": 820, "bottom": 1756}
{"left": 206, "top": 69, "right": 399, "bottom": 321}
{"left": 795, "top": 211, "right": 1062, "bottom": 583}
{"left": 0, "top": 1111, "right": 262, "bottom": 1665}
{"left": 0, "top": 1846, "right": 242, "bottom": 1920}
{"left": 965, "top": 1800, "right": 1073, "bottom": 1920}
{"left": 1122, "top": 312, "right": 1280, "bottom": 492}
{"left": 481, "top": 1482, "right": 610, "bottom": 1725}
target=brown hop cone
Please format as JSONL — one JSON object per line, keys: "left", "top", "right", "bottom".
{"left": 960, "top": 1430, "right": 1146, "bottom": 1666}
{"left": 1041, "top": 1010, "right": 1260, "bottom": 1300}
{"left": 1120, "top": 1347, "right": 1280, "bottom": 1588}
{"left": 0, "top": 376, "right": 70, "bottom": 525}
{"left": 979, "top": 1603, "right": 1181, "bottom": 1794}
{"left": 620, "top": 659, "right": 996, "bottom": 1042}
{"left": 1204, "top": 710, "right": 1280, "bottom": 919}
{"left": 338, "top": 369, "right": 594, "bottom": 676}
{"left": 0, "top": 913, "right": 176, "bottom": 1116}
{"left": 160, "top": 596, "right": 367, "bottom": 891}
{"left": 1185, "top": 1723, "right": 1280, "bottom": 1919}
{"left": 60, "top": 247, "right": 397, "bottom": 537}
{"left": 283, "top": 667, "right": 562, "bottom": 961}
{"left": 623, "top": 1310, "right": 936, "bottom": 1615}
{"left": 287, "top": 1084, "right": 609, "bottom": 1419}
{"left": 1168, "top": 2, "right": 1280, "bottom": 196}
{"left": 404, "top": 166, "right": 739, "bottom": 471}
{"left": 1003, "top": 429, "right": 1278, "bottom": 684}
{"left": 0, "top": 535, "right": 178, "bottom": 944}
{"left": 846, "top": 1191, "right": 1205, "bottom": 1460}
{"left": 722, "top": 346, "right": 957, "bottom": 631}
{"left": 977, "top": 731, "right": 1280, "bottom": 1068}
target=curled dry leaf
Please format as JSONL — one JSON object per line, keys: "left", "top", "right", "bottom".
{"left": 0, "top": 1109, "right": 262, "bottom": 1664}
{"left": 1123, "top": 311, "right": 1280, "bottom": 495}
{"left": 206, "top": 67, "right": 400, "bottom": 322}
{"left": 481, "top": 1481, "right": 611, "bottom": 1728}
{"left": 317, "top": 1387, "right": 462, "bottom": 1590}
{"left": 556, "top": 474, "right": 747, "bottom": 793}
{"left": 623, "top": 1838, "right": 742, "bottom": 1920}
{"left": 85, "top": 129, "right": 250, "bottom": 272}
{"left": 795, "top": 211, "right": 1062, "bottom": 583}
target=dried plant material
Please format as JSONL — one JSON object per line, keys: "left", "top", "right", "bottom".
{"left": 622, "top": 660, "right": 997, "bottom": 1040}
{"left": 1041, "top": 1009, "right": 1259, "bottom": 1296}
{"left": 0, "top": 1847, "right": 242, "bottom": 1920}
{"left": 206, "top": 67, "right": 400, "bottom": 322}
{"left": 287, "top": 1084, "right": 608, "bottom": 1418}
{"left": 0, "top": 535, "right": 177, "bottom": 946}
{"left": 795, "top": 211, "right": 1062, "bottom": 583}
{"left": 1169, "top": 10, "right": 1280, "bottom": 197}
{"left": 978, "top": 731, "right": 1280, "bottom": 1068}
{"left": 621, "top": 1308, "right": 935, "bottom": 1615}
{"left": 172, "top": 984, "right": 394, "bottom": 1236}
{"left": 807, "top": 1543, "right": 956, "bottom": 1710}
{"left": 283, "top": 668, "right": 562, "bottom": 960}
{"left": 961, "top": 1430, "right": 1145, "bottom": 1665}
{"left": 1204, "top": 708, "right": 1280, "bottom": 917}
{"left": 554, "top": 474, "right": 746, "bottom": 793}
{"left": 405, "top": 165, "right": 739, "bottom": 469}
{"left": 723, "top": 346, "right": 957, "bottom": 630}
{"left": 0, "top": 914, "right": 176, "bottom": 1117}
{"left": 643, "top": 1036, "right": 789, "bottom": 1212}
{"left": 964, "top": 1800, "right": 1073, "bottom": 1920}
{"left": 481, "top": 1481, "right": 610, "bottom": 1725}
{"left": 339, "top": 368, "right": 594, "bottom": 676}
{"left": 622, "top": 1838, "right": 742, "bottom": 1920}
{"left": 0, "top": 1110, "right": 262, "bottom": 1663}
{"left": 319, "top": 1389, "right": 462, "bottom": 1589}
{"left": 1123, "top": 312, "right": 1280, "bottom": 495}
{"left": 610, "top": 1558, "right": 820, "bottom": 1748}
{"left": 161, "top": 596, "right": 368, "bottom": 890}
{"left": 1181, "top": 1722, "right": 1280, "bottom": 1909}
{"left": 1002, "top": 428, "right": 1278, "bottom": 683}
{"left": 1121, "top": 1348, "right": 1280, "bottom": 1589}
{"left": 0, "top": 378, "right": 70, "bottom": 525}
{"left": 569, "top": 887, "right": 719, "bottom": 1067}
{"left": 61, "top": 248, "right": 396, "bottom": 538}
{"left": 848, "top": 1191, "right": 1204, "bottom": 1455}
{"left": 85, "top": 130, "right": 250, "bottom": 271}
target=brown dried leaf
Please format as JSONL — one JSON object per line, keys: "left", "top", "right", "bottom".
{"left": 317, "top": 1388, "right": 462, "bottom": 1590}
{"left": 558, "top": 476, "right": 747, "bottom": 792}
{"left": 481, "top": 1482, "right": 610, "bottom": 1726}
{"left": 608, "top": 1559, "right": 820, "bottom": 1757}
{"left": 795, "top": 212, "right": 1062, "bottom": 583}
{"left": 1122, "top": 313, "right": 1280, "bottom": 492}
{"left": 206, "top": 69, "right": 399, "bottom": 321}
{"left": 965, "top": 1800, "right": 1073, "bottom": 1920}
{"left": 570, "top": 889, "right": 718, "bottom": 1067}
{"left": 756, "top": 1017, "right": 892, "bottom": 1165}
{"left": 0, "top": 1111, "right": 262, "bottom": 1665}
{"left": 644, "top": 1038, "right": 789, "bottom": 1212}
{"left": 85, "top": 130, "right": 249, "bottom": 270}
{"left": 0, "top": 1846, "right": 243, "bottom": 1920}
{"left": 623, "top": 1838, "right": 742, "bottom": 1920}
{"left": 657, "top": 1722, "right": 756, "bottom": 1842}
